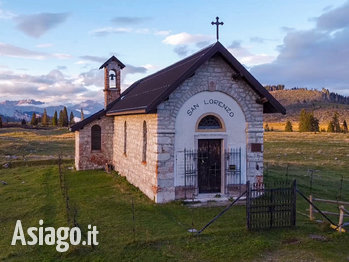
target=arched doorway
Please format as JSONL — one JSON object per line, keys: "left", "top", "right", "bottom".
{"left": 196, "top": 115, "right": 224, "bottom": 193}
{"left": 174, "top": 91, "right": 247, "bottom": 197}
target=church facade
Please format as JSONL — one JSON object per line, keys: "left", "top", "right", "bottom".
{"left": 71, "top": 42, "right": 285, "bottom": 203}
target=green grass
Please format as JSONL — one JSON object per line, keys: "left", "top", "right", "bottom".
{"left": 0, "top": 129, "right": 348, "bottom": 261}
{"left": 1, "top": 166, "right": 348, "bottom": 261}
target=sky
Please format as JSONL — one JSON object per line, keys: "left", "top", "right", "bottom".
{"left": 0, "top": 0, "right": 349, "bottom": 106}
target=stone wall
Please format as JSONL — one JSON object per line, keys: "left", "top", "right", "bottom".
{"left": 75, "top": 115, "right": 114, "bottom": 170}
{"left": 113, "top": 114, "right": 159, "bottom": 202}
{"left": 156, "top": 54, "right": 264, "bottom": 199}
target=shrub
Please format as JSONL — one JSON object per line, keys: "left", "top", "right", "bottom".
{"left": 285, "top": 121, "right": 293, "bottom": 132}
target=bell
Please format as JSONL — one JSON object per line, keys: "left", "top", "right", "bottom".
{"left": 109, "top": 73, "right": 115, "bottom": 80}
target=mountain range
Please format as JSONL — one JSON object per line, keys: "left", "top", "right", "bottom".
{"left": 0, "top": 99, "right": 103, "bottom": 122}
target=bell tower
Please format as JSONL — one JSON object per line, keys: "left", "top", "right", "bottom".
{"left": 99, "top": 56, "right": 125, "bottom": 108}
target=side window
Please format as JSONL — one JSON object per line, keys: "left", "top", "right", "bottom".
{"left": 91, "top": 125, "right": 101, "bottom": 150}
{"left": 142, "top": 121, "right": 147, "bottom": 162}
{"left": 123, "top": 121, "right": 127, "bottom": 155}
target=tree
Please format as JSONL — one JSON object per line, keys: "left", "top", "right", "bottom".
{"left": 332, "top": 112, "right": 341, "bottom": 132}
{"left": 52, "top": 111, "right": 58, "bottom": 126}
{"left": 58, "top": 110, "right": 64, "bottom": 127}
{"left": 80, "top": 108, "right": 84, "bottom": 121}
{"left": 264, "top": 123, "right": 270, "bottom": 132}
{"left": 327, "top": 112, "right": 341, "bottom": 133}
{"left": 0, "top": 116, "right": 2, "bottom": 128}
{"left": 285, "top": 120, "right": 293, "bottom": 132}
{"left": 69, "top": 111, "right": 75, "bottom": 126}
{"left": 30, "top": 113, "right": 38, "bottom": 126}
{"left": 299, "top": 109, "right": 319, "bottom": 132}
{"left": 21, "top": 119, "right": 26, "bottom": 126}
{"left": 62, "top": 107, "right": 69, "bottom": 127}
{"left": 299, "top": 109, "right": 310, "bottom": 132}
{"left": 42, "top": 109, "right": 48, "bottom": 126}
{"left": 309, "top": 114, "right": 319, "bottom": 132}
{"left": 327, "top": 121, "right": 334, "bottom": 132}
{"left": 343, "top": 120, "right": 348, "bottom": 133}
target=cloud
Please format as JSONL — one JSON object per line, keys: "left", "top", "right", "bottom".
{"left": 173, "top": 45, "right": 190, "bottom": 57}
{"left": 0, "top": 42, "right": 46, "bottom": 60}
{"left": 251, "top": 1, "right": 349, "bottom": 94}
{"left": 91, "top": 26, "right": 171, "bottom": 37}
{"left": 142, "top": 64, "right": 157, "bottom": 70}
{"left": 52, "top": 53, "right": 71, "bottom": 59}
{"left": 15, "top": 12, "right": 69, "bottom": 38}
{"left": 0, "top": 7, "right": 15, "bottom": 19}
{"left": 90, "top": 27, "right": 132, "bottom": 36}
{"left": 123, "top": 64, "right": 147, "bottom": 76}
{"left": 79, "top": 55, "right": 107, "bottom": 63}
{"left": 154, "top": 30, "right": 171, "bottom": 36}
{"left": 249, "top": 37, "right": 276, "bottom": 43}
{"left": 0, "top": 42, "right": 72, "bottom": 61}
{"left": 315, "top": 2, "right": 349, "bottom": 30}
{"left": 0, "top": 69, "right": 87, "bottom": 101}
{"left": 196, "top": 41, "right": 210, "bottom": 48}
{"left": 111, "top": 16, "right": 151, "bottom": 24}
{"left": 227, "top": 41, "right": 275, "bottom": 66}
{"left": 163, "top": 32, "right": 213, "bottom": 45}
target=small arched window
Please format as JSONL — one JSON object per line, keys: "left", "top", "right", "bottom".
{"left": 142, "top": 121, "right": 147, "bottom": 162}
{"left": 198, "top": 115, "right": 222, "bottom": 130}
{"left": 123, "top": 121, "right": 127, "bottom": 155}
{"left": 109, "top": 70, "right": 117, "bottom": 89}
{"left": 91, "top": 125, "right": 101, "bottom": 150}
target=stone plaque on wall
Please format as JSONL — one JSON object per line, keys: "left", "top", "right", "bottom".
{"left": 251, "top": 143, "right": 262, "bottom": 152}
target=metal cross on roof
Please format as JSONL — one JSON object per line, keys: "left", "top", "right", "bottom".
{"left": 211, "top": 17, "right": 224, "bottom": 41}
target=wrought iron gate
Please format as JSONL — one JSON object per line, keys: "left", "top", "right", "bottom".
{"left": 183, "top": 147, "right": 242, "bottom": 195}
{"left": 246, "top": 180, "right": 297, "bottom": 230}
{"left": 225, "top": 148, "right": 242, "bottom": 193}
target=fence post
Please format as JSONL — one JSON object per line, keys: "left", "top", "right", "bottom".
{"left": 309, "top": 195, "right": 314, "bottom": 221}
{"left": 184, "top": 149, "right": 187, "bottom": 199}
{"left": 132, "top": 198, "right": 136, "bottom": 242}
{"left": 292, "top": 180, "right": 297, "bottom": 226}
{"left": 309, "top": 170, "right": 313, "bottom": 196}
{"left": 246, "top": 181, "right": 250, "bottom": 230}
{"left": 339, "top": 205, "right": 344, "bottom": 233}
{"left": 338, "top": 175, "right": 343, "bottom": 201}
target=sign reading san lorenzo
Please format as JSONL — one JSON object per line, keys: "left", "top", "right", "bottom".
{"left": 187, "top": 99, "right": 235, "bottom": 117}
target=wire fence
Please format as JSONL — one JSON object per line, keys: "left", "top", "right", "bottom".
{"left": 264, "top": 162, "right": 349, "bottom": 202}
{"left": 57, "top": 154, "right": 95, "bottom": 249}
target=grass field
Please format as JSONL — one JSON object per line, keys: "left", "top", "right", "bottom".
{"left": 0, "top": 128, "right": 348, "bottom": 261}
{"left": 0, "top": 128, "right": 74, "bottom": 164}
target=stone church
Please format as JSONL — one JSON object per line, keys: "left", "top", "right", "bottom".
{"left": 71, "top": 41, "right": 285, "bottom": 203}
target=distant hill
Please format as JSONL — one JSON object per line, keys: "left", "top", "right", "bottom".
{"left": 0, "top": 99, "right": 103, "bottom": 122}
{"left": 264, "top": 86, "right": 349, "bottom": 123}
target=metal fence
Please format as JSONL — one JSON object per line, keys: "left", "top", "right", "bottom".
{"left": 182, "top": 148, "right": 242, "bottom": 194}
{"left": 264, "top": 162, "right": 349, "bottom": 203}
{"left": 184, "top": 149, "right": 198, "bottom": 188}
{"left": 246, "top": 180, "right": 297, "bottom": 230}
{"left": 225, "top": 148, "right": 242, "bottom": 189}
